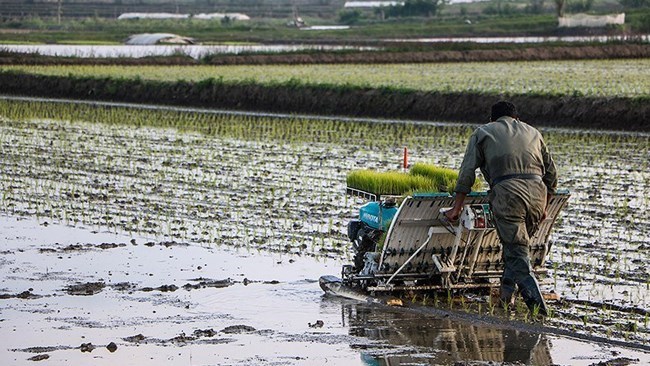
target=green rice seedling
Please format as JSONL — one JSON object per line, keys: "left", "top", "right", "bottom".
{"left": 513, "top": 299, "right": 527, "bottom": 314}
{"left": 409, "top": 162, "right": 482, "bottom": 192}
{"left": 546, "top": 307, "right": 554, "bottom": 318}
{"left": 410, "top": 293, "right": 418, "bottom": 303}
{"left": 4, "top": 59, "right": 650, "bottom": 98}
{"left": 529, "top": 304, "right": 542, "bottom": 319}
{"left": 460, "top": 296, "right": 468, "bottom": 312}
{"left": 346, "top": 161, "right": 486, "bottom": 197}
{"left": 346, "top": 169, "right": 434, "bottom": 196}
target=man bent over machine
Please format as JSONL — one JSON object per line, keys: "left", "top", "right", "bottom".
{"left": 445, "top": 101, "right": 558, "bottom": 316}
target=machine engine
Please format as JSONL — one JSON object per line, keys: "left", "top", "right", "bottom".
{"left": 347, "top": 199, "right": 398, "bottom": 273}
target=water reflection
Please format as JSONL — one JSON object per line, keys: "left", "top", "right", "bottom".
{"left": 0, "top": 44, "right": 377, "bottom": 59}
{"left": 340, "top": 302, "right": 553, "bottom": 365}
{"left": 386, "top": 34, "right": 650, "bottom": 44}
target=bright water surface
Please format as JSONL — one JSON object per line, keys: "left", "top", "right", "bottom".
{"left": 0, "top": 44, "right": 376, "bottom": 59}
{"left": 2, "top": 34, "right": 648, "bottom": 59}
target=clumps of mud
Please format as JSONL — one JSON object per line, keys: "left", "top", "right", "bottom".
{"left": 39, "top": 243, "right": 127, "bottom": 253}
{"left": 141, "top": 284, "right": 179, "bottom": 292}
{"left": 589, "top": 358, "right": 640, "bottom": 366}
{"left": 308, "top": 320, "right": 324, "bottom": 328}
{"left": 106, "top": 342, "right": 118, "bottom": 352}
{"left": 58, "top": 278, "right": 238, "bottom": 297}
{"left": 143, "top": 241, "right": 190, "bottom": 247}
{"left": 27, "top": 354, "right": 49, "bottom": 361}
{"left": 18, "top": 342, "right": 118, "bottom": 361}
{"left": 123, "top": 334, "right": 146, "bottom": 343}
{"left": 221, "top": 325, "right": 256, "bottom": 334}
{"left": 64, "top": 282, "right": 105, "bottom": 296}
{"left": 182, "top": 278, "right": 232, "bottom": 290}
{"left": 39, "top": 240, "right": 189, "bottom": 254}
{"left": 79, "top": 343, "right": 95, "bottom": 353}
{"left": 109, "top": 282, "right": 137, "bottom": 291}
{"left": 0, "top": 290, "right": 42, "bottom": 299}
{"left": 19, "top": 347, "right": 59, "bottom": 353}
{"left": 122, "top": 326, "right": 251, "bottom": 346}
{"left": 193, "top": 329, "right": 217, "bottom": 337}
{"left": 242, "top": 278, "right": 279, "bottom": 286}
{"left": 77, "top": 342, "right": 118, "bottom": 353}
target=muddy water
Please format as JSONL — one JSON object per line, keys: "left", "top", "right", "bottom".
{"left": 0, "top": 99, "right": 649, "bottom": 364}
{"left": 2, "top": 215, "right": 647, "bottom": 365}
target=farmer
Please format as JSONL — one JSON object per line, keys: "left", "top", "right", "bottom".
{"left": 444, "top": 100, "right": 557, "bottom": 316}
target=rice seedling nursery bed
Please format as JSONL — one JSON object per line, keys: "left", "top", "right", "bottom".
{"left": 1, "top": 99, "right": 648, "bottom": 349}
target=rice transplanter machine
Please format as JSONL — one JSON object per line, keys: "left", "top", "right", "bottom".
{"left": 321, "top": 187, "right": 570, "bottom": 296}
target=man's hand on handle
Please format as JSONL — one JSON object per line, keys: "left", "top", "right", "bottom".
{"left": 444, "top": 207, "right": 461, "bottom": 223}
{"left": 444, "top": 192, "right": 467, "bottom": 224}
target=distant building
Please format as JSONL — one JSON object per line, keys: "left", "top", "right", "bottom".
{"left": 558, "top": 13, "right": 625, "bottom": 28}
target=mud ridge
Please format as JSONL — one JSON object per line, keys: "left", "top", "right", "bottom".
{"left": 0, "top": 290, "right": 43, "bottom": 299}
{"left": 58, "top": 278, "right": 262, "bottom": 297}
{"left": 39, "top": 242, "right": 127, "bottom": 253}
{"left": 64, "top": 282, "right": 105, "bottom": 296}
{"left": 1, "top": 44, "right": 649, "bottom": 66}
{"left": 0, "top": 72, "right": 647, "bottom": 131}
{"left": 203, "top": 44, "right": 650, "bottom": 65}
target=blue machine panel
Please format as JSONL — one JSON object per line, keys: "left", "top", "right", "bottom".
{"left": 359, "top": 201, "right": 398, "bottom": 231}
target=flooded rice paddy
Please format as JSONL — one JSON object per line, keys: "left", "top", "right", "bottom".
{"left": 0, "top": 99, "right": 649, "bottom": 364}
{"left": 2, "top": 215, "right": 646, "bottom": 365}
{"left": 0, "top": 44, "right": 377, "bottom": 60}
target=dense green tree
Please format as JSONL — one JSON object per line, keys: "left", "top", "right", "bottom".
{"left": 339, "top": 9, "right": 362, "bottom": 25}
{"left": 554, "top": 0, "right": 566, "bottom": 17}
{"left": 619, "top": 0, "right": 650, "bottom": 7}
{"left": 568, "top": 0, "right": 594, "bottom": 12}
{"left": 528, "top": 0, "right": 545, "bottom": 14}
{"left": 385, "top": 0, "right": 446, "bottom": 18}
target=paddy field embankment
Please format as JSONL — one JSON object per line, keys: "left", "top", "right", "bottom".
{"left": 1, "top": 43, "right": 649, "bottom": 131}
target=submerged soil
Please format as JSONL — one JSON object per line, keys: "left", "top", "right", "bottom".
{"left": 0, "top": 100, "right": 649, "bottom": 364}
{"left": 1, "top": 215, "right": 648, "bottom": 366}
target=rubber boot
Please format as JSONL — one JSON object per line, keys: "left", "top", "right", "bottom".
{"left": 518, "top": 276, "right": 548, "bottom": 316}
{"left": 499, "top": 277, "right": 517, "bottom": 309}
